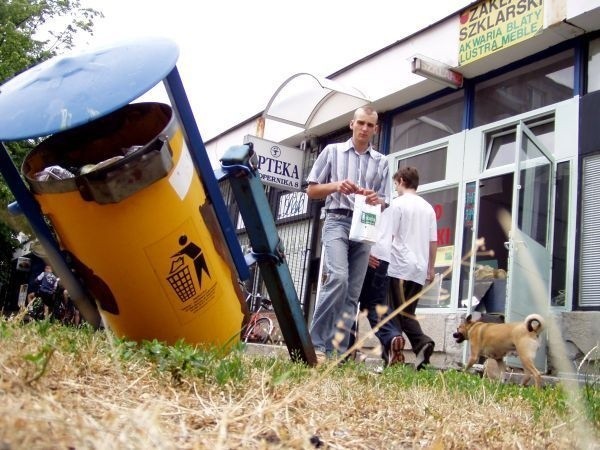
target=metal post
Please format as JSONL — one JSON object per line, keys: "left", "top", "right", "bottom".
{"left": 218, "top": 143, "right": 317, "bottom": 365}
{"left": 163, "top": 67, "right": 249, "bottom": 281}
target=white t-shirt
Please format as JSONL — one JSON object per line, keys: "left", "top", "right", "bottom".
{"left": 387, "top": 192, "right": 437, "bottom": 285}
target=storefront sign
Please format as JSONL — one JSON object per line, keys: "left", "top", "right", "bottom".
{"left": 464, "top": 183, "right": 476, "bottom": 229}
{"left": 435, "top": 245, "right": 455, "bottom": 268}
{"left": 411, "top": 57, "right": 463, "bottom": 89}
{"left": 243, "top": 135, "right": 304, "bottom": 192}
{"left": 459, "top": 0, "right": 543, "bottom": 66}
{"left": 16, "top": 256, "right": 31, "bottom": 271}
{"left": 434, "top": 203, "right": 453, "bottom": 247}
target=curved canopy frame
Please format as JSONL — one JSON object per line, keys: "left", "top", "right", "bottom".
{"left": 262, "top": 73, "right": 370, "bottom": 132}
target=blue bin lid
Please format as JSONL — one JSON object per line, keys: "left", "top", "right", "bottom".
{"left": 0, "top": 37, "right": 179, "bottom": 141}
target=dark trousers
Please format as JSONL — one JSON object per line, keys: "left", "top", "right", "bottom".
{"left": 38, "top": 290, "right": 55, "bottom": 309}
{"left": 351, "top": 261, "right": 402, "bottom": 357}
{"left": 389, "top": 277, "right": 434, "bottom": 355}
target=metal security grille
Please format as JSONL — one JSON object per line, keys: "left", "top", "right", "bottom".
{"left": 218, "top": 175, "right": 318, "bottom": 312}
{"left": 273, "top": 213, "right": 314, "bottom": 306}
{"left": 579, "top": 153, "right": 600, "bottom": 308}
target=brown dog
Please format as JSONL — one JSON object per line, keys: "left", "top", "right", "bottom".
{"left": 453, "top": 313, "right": 545, "bottom": 387}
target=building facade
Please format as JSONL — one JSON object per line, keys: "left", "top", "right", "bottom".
{"left": 207, "top": 0, "right": 600, "bottom": 372}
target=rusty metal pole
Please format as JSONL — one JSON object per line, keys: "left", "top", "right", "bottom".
{"left": 255, "top": 116, "right": 265, "bottom": 139}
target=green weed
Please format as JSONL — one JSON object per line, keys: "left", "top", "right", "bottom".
{"left": 4, "top": 316, "right": 599, "bottom": 431}
{"left": 23, "top": 343, "right": 55, "bottom": 383}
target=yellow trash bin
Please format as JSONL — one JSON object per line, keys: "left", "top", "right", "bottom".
{"left": 22, "top": 102, "right": 246, "bottom": 347}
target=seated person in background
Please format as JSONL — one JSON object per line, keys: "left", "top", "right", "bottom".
{"left": 25, "top": 291, "right": 44, "bottom": 321}
{"left": 54, "top": 289, "right": 81, "bottom": 326}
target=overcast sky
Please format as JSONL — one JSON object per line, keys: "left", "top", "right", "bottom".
{"left": 75, "top": 0, "right": 469, "bottom": 140}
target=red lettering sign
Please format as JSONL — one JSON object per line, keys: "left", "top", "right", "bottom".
{"left": 434, "top": 204, "right": 443, "bottom": 221}
{"left": 437, "top": 227, "right": 451, "bottom": 246}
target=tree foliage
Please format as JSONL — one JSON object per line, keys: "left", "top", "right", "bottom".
{"left": 0, "top": 0, "right": 101, "bottom": 82}
{"left": 0, "top": 0, "right": 101, "bottom": 283}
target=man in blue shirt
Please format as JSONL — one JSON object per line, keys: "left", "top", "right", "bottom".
{"left": 36, "top": 265, "right": 60, "bottom": 319}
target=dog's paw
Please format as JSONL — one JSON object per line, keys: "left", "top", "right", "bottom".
{"left": 471, "top": 363, "right": 485, "bottom": 374}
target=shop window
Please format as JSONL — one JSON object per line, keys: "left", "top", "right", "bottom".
{"left": 485, "top": 118, "right": 555, "bottom": 170}
{"left": 485, "top": 129, "right": 516, "bottom": 169}
{"left": 474, "top": 50, "right": 574, "bottom": 127}
{"left": 589, "top": 37, "right": 600, "bottom": 93}
{"left": 395, "top": 147, "right": 447, "bottom": 185}
{"left": 419, "top": 187, "right": 458, "bottom": 309}
{"left": 458, "top": 182, "right": 476, "bottom": 306}
{"left": 517, "top": 132, "right": 551, "bottom": 248}
{"left": 551, "top": 162, "right": 569, "bottom": 307}
{"left": 468, "top": 173, "right": 514, "bottom": 313}
{"left": 390, "top": 92, "right": 463, "bottom": 152}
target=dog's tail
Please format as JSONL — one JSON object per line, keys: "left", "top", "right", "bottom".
{"left": 525, "top": 313, "right": 545, "bottom": 334}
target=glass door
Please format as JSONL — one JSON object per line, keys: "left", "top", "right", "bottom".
{"left": 505, "top": 121, "right": 554, "bottom": 371}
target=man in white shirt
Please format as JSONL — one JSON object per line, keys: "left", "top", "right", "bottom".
{"left": 388, "top": 167, "right": 437, "bottom": 370}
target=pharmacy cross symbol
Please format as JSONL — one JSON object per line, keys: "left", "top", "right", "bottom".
{"left": 270, "top": 145, "right": 281, "bottom": 158}
{"left": 167, "top": 235, "right": 210, "bottom": 302}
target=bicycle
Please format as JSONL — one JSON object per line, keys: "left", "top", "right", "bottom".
{"left": 241, "top": 287, "right": 274, "bottom": 344}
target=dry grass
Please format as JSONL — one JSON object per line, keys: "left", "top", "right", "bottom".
{"left": 0, "top": 314, "right": 598, "bottom": 450}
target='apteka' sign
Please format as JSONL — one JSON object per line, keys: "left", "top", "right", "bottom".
{"left": 243, "top": 135, "right": 304, "bottom": 192}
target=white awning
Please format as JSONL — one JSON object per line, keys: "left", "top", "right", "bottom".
{"left": 262, "top": 73, "right": 370, "bottom": 132}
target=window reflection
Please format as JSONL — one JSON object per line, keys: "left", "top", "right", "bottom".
{"left": 588, "top": 37, "right": 600, "bottom": 93}
{"left": 474, "top": 50, "right": 574, "bottom": 127}
{"left": 396, "top": 148, "right": 447, "bottom": 185}
{"left": 390, "top": 92, "right": 463, "bottom": 151}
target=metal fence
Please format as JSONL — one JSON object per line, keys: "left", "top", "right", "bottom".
{"left": 218, "top": 178, "right": 319, "bottom": 313}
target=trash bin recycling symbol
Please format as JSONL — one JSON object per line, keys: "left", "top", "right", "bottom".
{"left": 168, "top": 234, "right": 210, "bottom": 302}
